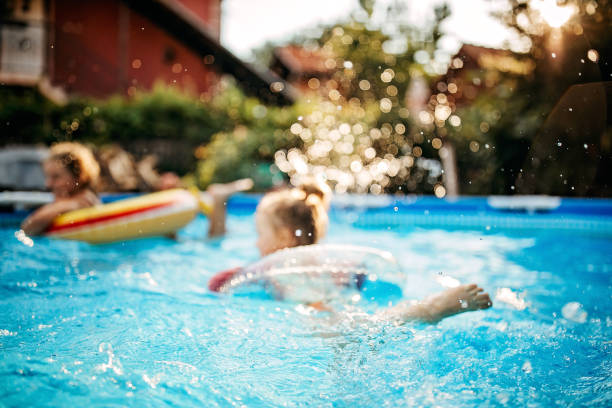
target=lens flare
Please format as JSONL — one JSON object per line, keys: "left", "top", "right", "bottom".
{"left": 532, "top": 0, "right": 576, "bottom": 28}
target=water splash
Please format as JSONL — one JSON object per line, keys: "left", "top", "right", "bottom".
{"left": 561, "top": 302, "right": 587, "bottom": 323}
{"left": 495, "top": 288, "right": 527, "bottom": 311}
{"left": 435, "top": 273, "right": 460, "bottom": 288}
{"left": 95, "top": 343, "right": 123, "bottom": 375}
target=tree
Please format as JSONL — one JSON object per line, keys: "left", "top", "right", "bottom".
{"left": 497, "top": 0, "right": 612, "bottom": 196}
{"left": 268, "top": 6, "right": 453, "bottom": 195}
{"left": 417, "top": 0, "right": 611, "bottom": 196}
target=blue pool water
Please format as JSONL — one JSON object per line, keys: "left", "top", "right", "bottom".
{"left": 1, "top": 196, "right": 611, "bottom": 407}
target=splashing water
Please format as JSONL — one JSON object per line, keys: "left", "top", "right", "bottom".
{"left": 0, "top": 209, "right": 611, "bottom": 407}
{"left": 561, "top": 301, "right": 588, "bottom": 323}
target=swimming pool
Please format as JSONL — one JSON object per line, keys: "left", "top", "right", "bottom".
{"left": 1, "top": 195, "right": 611, "bottom": 407}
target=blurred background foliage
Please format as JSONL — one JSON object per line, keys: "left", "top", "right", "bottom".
{"left": 2, "top": 84, "right": 225, "bottom": 146}
{"left": 263, "top": 11, "right": 450, "bottom": 194}
{"left": 1, "top": 82, "right": 302, "bottom": 183}
{"left": 447, "top": 0, "right": 611, "bottom": 196}
{"left": 1, "top": 0, "right": 610, "bottom": 195}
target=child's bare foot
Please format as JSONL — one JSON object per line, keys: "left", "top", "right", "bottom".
{"left": 425, "top": 284, "right": 492, "bottom": 322}
{"left": 377, "top": 283, "right": 492, "bottom": 324}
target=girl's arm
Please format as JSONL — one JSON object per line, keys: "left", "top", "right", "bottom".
{"left": 207, "top": 192, "right": 228, "bottom": 238}
{"left": 21, "top": 190, "right": 99, "bottom": 236}
{"left": 206, "top": 179, "right": 253, "bottom": 238}
{"left": 21, "top": 199, "right": 82, "bottom": 236}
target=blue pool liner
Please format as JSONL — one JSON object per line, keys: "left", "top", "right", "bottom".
{"left": 3, "top": 193, "right": 612, "bottom": 232}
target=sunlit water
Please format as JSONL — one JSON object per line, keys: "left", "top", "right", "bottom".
{"left": 1, "top": 204, "right": 611, "bottom": 407}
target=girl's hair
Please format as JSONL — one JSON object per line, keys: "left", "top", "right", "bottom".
{"left": 258, "top": 180, "right": 330, "bottom": 246}
{"left": 47, "top": 142, "right": 100, "bottom": 190}
{"left": 294, "top": 176, "right": 332, "bottom": 210}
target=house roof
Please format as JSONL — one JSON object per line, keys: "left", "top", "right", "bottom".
{"left": 457, "top": 44, "right": 509, "bottom": 61}
{"left": 273, "top": 45, "right": 334, "bottom": 76}
{"left": 451, "top": 44, "right": 534, "bottom": 75}
{"left": 122, "top": 0, "right": 297, "bottom": 105}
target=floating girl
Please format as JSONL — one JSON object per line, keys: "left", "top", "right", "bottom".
{"left": 21, "top": 141, "right": 252, "bottom": 239}
{"left": 208, "top": 180, "right": 492, "bottom": 323}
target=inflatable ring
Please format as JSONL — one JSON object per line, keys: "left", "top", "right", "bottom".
{"left": 211, "top": 244, "right": 405, "bottom": 303}
{"left": 46, "top": 189, "right": 209, "bottom": 243}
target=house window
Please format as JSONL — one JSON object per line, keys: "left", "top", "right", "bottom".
{"left": 1, "top": 24, "right": 44, "bottom": 78}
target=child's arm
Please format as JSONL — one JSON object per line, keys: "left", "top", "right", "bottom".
{"left": 375, "top": 284, "right": 492, "bottom": 324}
{"left": 21, "top": 199, "right": 82, "bottom": 236}
{"left": 21, "top": 190, "right": 99, "bottom": 236}
{"left": 207, "top": 192, "right": 228, "bottom": 238}
{"left": 206, "top": 179, "right": 253, "bottom": 238}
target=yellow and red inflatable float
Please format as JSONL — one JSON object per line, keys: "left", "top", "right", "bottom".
{"left": 45, "top": 189, "right": 211, "bottom": 244}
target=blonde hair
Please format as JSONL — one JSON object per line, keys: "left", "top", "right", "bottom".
{"left": 257, "top": 181, "right": 330, "bottom": 246}
{"left": 294, "top": 176, "right": 332, "bottom": 210}
{"left": 47, "top": 142, "right": 100, "bottom": 190}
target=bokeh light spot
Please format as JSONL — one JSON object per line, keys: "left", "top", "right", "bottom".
{"left": 587, "top": 49, "right": 599, "bottom": 62}
{"left": 308, "top": 78, "right": 320, "bottom": 89}
{"left": 449, "top": 115, "right": 461, "bottom": 127}
{"left": 359, "top": 79, "right": 371, "bottom": 91}
{"left": 434, "top": 184, "right": 446, "bottom": 198}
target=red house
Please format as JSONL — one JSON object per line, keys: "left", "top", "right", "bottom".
{"left": 436, "top": 44, "right": 534, "bottom": 107}
{"left": 0, "top": 0, "right": 294, "bottom": 105}
{"left": 270, "top": 44, "right": 335, "bottom": 94}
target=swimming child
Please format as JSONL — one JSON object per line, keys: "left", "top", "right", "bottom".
{"left": 208, "top": 181, "right": 492, "bottom": 323}
{"left": 21, "top": 141, "right": 253, "bottom": 239}
{"left": 21, "top": 142, "right": 101, "bottom": 236}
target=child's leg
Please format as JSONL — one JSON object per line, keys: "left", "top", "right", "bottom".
{"left": 206, "top": 178, "right": 253, "bottom": 237}
{"left": 376, "top": 284, "right": 492, "bottom": 324}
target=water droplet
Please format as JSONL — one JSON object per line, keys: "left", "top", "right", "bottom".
{"left": 561, "top": 302, "right": 587, "bottom": 323}
{"left": 522, "top": 360, "right": 532, "bottom": 373}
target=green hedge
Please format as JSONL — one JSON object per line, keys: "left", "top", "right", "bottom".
{"left": 0, "top": 82, "right": 301, "bottom": 189}
{"left": 0, "top": 84, "right": 227, "bottom": 146}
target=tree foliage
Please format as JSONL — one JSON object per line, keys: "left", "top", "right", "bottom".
{"left": 266, "top": 13, "right": 451, "bottom": 194}
{"left": 416, "top": 0, "right": 611, "bottom": 196}
{"left": 2, "top": 1, "right": 610, "bottom": 196}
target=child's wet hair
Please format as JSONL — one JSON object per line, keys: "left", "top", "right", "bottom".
{"left": 47, "top": 142, "right": 100, "bottom": 190}
{"left": 258, "top": 180, "right": 330, "bottom": 246}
